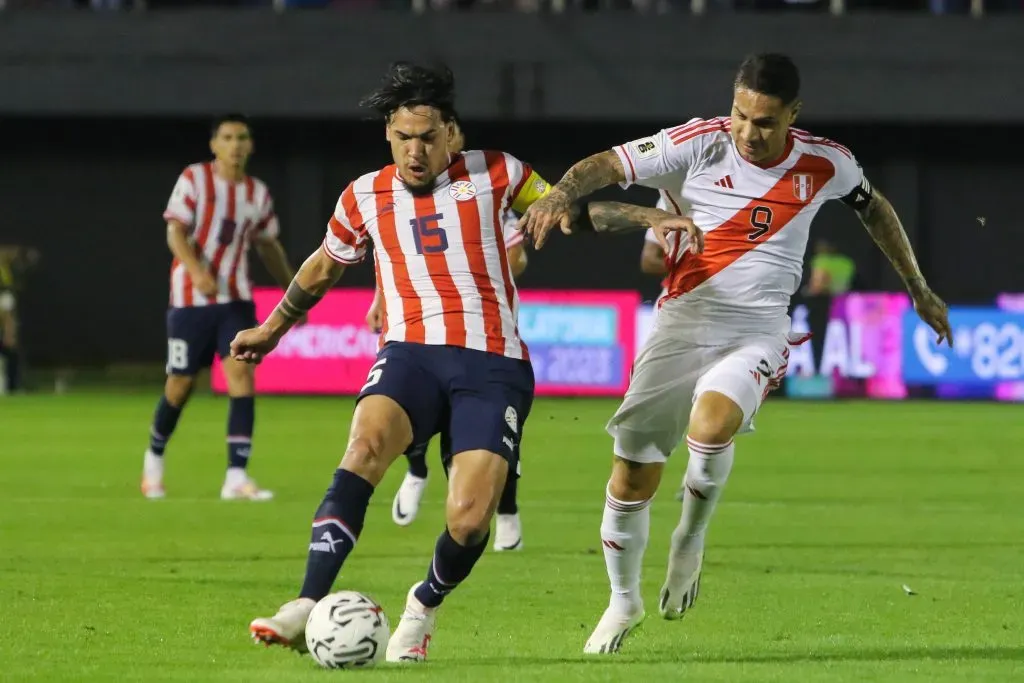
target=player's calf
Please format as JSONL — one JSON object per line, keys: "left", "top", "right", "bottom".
{"left": 140, "top": 378, "right": 192, "bottom": 499}
{"left": 405, "top": 449, "right": 504, "bottom": 612}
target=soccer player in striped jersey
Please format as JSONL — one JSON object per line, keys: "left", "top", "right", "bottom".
{"left": 141, "top": 114, "right": 300, "bottom": 501}
{"left": 521, "top": 53, "right": 952, "bottom": 653}
{"left": 235, "top": 62, "right": 551, "bottom": 663}
{"left": 367, "top": 115, "right": 528, "bottom": 552}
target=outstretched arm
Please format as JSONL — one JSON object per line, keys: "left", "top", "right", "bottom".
{"left": 571, "top": 201, "right": 704, "bottom": 254}
{"left": 266, "top": 249, "right": 345, "bottom": 337}
{"left": 231, "top": 247, "right": 346, "bottom": 363}
{"left": 550, "top": 151, "right": 627, "bottom": 205}
{"left": 852, "top": 187, "right": 952, "bottom": 345}
{"left": 581, "top": 201, "right": 672, "bottom": 234}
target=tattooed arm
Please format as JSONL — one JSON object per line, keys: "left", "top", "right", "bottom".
{"left": 856, "top": 188, "right": 924, "bottom": 290}
{"left": 551, "top": 151, "right": 627, "bottom": 205}
{"left": 571, "top": 201, "right": 705, "bottom": 254}
{"left": 851, "top": 186, "right": 953, "bottom": 345}
{"left": 518, "top": 151, "right": 629, "bottom": 248}
{"left": 577, "top": 201, "right": 664, "bottom": 233}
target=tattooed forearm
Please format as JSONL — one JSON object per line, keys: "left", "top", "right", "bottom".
{"left": 857, "top": 188, "right": 925, "bottom": 291}
{"left": 582, "top": 201, "right": 670, "bottom": 234}
{"left": 552, "top": 150, "right": 627, "bottom": 203}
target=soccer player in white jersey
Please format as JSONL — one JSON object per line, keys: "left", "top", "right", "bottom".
{"left": 371, "top": 115, "right": 529, "bottom": 551}
{"left": 141, "top": 114, "right": 300, "bottom": 501}
{"left": 233, "top": 62, "right": 551, "bottom": 663}
{"left": 520, "top": 53, "right": 953, "bottom": 654}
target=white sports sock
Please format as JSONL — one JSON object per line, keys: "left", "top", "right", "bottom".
{"left": 601, "top": 485, "right": 652, "bottom": 614}
{"left": 225, "top": 466, "right": 248, "bottom": 487}
{"left": 671, "top": 437, "right": 735, "bottom": 557}
{"left": 143, "top": 450, "right": 164, "bottom": 481}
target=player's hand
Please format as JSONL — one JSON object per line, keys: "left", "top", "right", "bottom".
{"left": 365, "top": 301, "right": 385, "bottom": 333}
{"left": 193, "top": 270, "right": 218, "bottom": 298}
{"left": 650, "top": 216, "right": 704, "bottom": 256}
{"left": 909, "top": 281, "right": 954, "bottom": 347}
{"left": 519, "top": 189, "right": 572, "bottom": 249}
{"left": 230, "top": 325, "right": 280, "bottom": 364}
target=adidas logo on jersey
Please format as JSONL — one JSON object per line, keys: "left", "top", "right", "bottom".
{"left": 714, "top": 175, "right": 734, "bottom": 189}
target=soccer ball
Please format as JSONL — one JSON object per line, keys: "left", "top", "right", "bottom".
{"left": 304, "top": 591, "right": 390, "bottom": 669}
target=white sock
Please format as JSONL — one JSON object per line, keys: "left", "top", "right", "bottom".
{"left": 143, "top": 450, "right": 164, "bottom": 481}
{"left": 225, "top": 466, "right": 248, "bottom": 486}
{"left": 601, "top": 485, "right": 652, "bottom": 615}
{"left": 671, "top": 437, "right": 735, "bottom": 557}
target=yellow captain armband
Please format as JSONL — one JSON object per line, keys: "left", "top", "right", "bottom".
{"left": 510, "top": 170, "right": 551, "bottom": 214}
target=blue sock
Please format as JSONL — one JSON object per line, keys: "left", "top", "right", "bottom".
{"left": 405, "top": 440, "right": 429, "bottom": 479}
{"left": 414, "top": 528, "right": 490, "bottom": 608}
{"left": 299, "top": 469, "right": 375, "bottom": 601}
{"left": 227, "top": 396, "right": 254, "bottom": 470}
{"left": 149, "top": 396, "right": 183, "bottom": 457}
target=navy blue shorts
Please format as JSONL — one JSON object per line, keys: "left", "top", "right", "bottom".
{"left": 359, "top": 341, "right": 535, "bottom": 469}
{"left": 165, "top": 301, "right": 257, "bottom": 376}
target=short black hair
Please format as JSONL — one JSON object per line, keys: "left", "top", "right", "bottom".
{"left": 734, "top": 54, "right": 800, "bottom": 105}
{"left": 359, "top": 61, "right": 457, "bottom": 123}
{"left": 210, "top": 113, "right": 251, "bottom": 138}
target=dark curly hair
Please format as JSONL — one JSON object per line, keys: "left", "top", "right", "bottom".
{"left": 359, "top": 61, "right": 458, "bottom": 123}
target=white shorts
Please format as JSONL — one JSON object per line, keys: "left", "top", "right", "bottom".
{"left": 0, "top": 291, "right": 14, "bottom": 314}
{"left": 607, "top": 318, "right": 794, "bottom": 464}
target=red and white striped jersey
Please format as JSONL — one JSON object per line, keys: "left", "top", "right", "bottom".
{"left": 502, "top": 211, "right": 525, "bottom": 250}
{"left": 163, "top": 162, "right": 280, "bottom": 308}
{"left": 616, "top": 117, "right": 867, "bottom": 343}
{"left": 323, "top": 150, "right": 550, "bottom": 360}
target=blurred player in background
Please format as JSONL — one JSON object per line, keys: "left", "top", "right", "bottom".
{"left": 521, "top": 53, "right": 953, "bottom": 653}
{"left": 236, "top": 62, "right": 550, "bottom": 662}
{"left": 0, "top": 245, "right": 40, "bottom": 394}
{"left": 366, "top": 114, "right": 528, "bottom": 552}
{"left": 140, "top": 114, "right": 300, "bottom": 501}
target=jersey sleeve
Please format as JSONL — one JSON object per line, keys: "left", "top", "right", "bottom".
{"left": 505, "top": 153, "right": 552, "bottom": 214}
{"left": 254, "top": 187, "right": 281, "bottom": 240}
{"left": 163, "top": 169, "right": 197, "bottom": 227}
{"left": 612, "top": 119, "right": 710, "bottom": 189}
{"left": 323, "top": 182, "right": 369, "bottom": 265}
{"left": 821, "top": 143, "right": 873, "bottom": 209}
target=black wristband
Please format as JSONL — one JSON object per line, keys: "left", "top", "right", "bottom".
{"left": 277, "top": 281, "right": 323, "bottom": 321}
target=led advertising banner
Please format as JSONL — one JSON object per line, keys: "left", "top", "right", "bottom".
{"left": 212, "top": 288, "right": 639, "bottom": 396}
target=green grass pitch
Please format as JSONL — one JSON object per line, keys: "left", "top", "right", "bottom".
{"left": 1, "top": 392, "right": 1022, "bottom": 682}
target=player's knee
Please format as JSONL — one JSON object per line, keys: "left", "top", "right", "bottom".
{"left": 609, "top": 457, "right": 661, "bottom": 502}
{"left": 688, "top": 391, "right": 743, "bottom": 445}
{"left": 447, "top": 510, "right": 491, "bottom": 547}
{"left": 164, "top": 375, "right": 194, "bottom": 406}
{"left": 340, "top": 435, "right": 390, "bottom": 485}
{"left": 446, "top": 491, "right": 495, "bottom": 546}
{"left": 222, "top": 358, "right": 255, "bottom": 392}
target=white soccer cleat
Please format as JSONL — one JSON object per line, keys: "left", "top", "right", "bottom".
{"left": 493, "top": 513, "right": 523, "bottom": 551}
{"left": 659, "top": 549, "right": 703, "bottom": 620}
{"left": 221, "top": 471, "right": 274, "bottom": 501}
{"left": 141, "top": 449, "right": 165, "bottom": 499}
{"left": 385, "top": 582, "right": 437, "bottom": 663}
{"left": 583, "top": 605, "right": 646, "bottom": 654}
{"left": 391, "top": 473, "right": 427, "bottom": 526}
{"left": 249, "top": 597, "right": 315, "bottom": 652}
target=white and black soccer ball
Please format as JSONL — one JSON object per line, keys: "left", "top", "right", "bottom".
{"left": 304, "top": 591, "right": 390, "bottom": 669}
